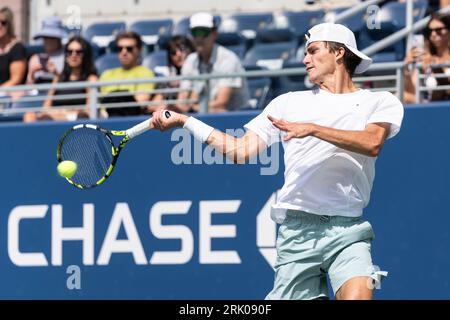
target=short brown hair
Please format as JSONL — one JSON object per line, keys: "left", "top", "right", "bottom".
{"left": 116, "top": 31, "right": 143, "bottom": 50}
{"left": 0, "top": 7, "right": 15, "bottom": 38}
{"left": 325, "top": 41, "right": 362, "bottom": 77}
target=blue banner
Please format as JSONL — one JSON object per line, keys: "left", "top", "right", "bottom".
{"left": 1, "top": 103, "right": 449, "bottom": 299}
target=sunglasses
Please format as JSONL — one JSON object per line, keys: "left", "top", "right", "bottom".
{"left": 425, "top": 27, "right": 447, "bottom": 37}
{"left": 66, "top": 49, "right": 84, "bottom": 56}
{"left": 118, "top": 45, "right": 136, "bottom": 53}
{"left": 191, "top": 28, "right": 212, "bottom": 38}
{"left": 0, "top": 20, "right": 7, "bottom": 27}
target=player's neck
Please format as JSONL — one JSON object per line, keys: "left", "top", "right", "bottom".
{"left": 319, "top": 70, "right": 358, "bottom": 94}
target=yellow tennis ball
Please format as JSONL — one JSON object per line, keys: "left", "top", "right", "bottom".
{"left": 57, "top": 160, "right": 77, "bottom": 178}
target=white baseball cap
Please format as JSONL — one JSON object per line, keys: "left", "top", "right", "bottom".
{"left": 305, "top": 23, "right": 372, "bottom": 74}
{"left": 190, "top": 12, "right": 215, "bottom": 29}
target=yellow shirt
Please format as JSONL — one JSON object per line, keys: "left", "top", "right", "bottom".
{"left": 99, "top": 65, "right": 156, "bottom": 94}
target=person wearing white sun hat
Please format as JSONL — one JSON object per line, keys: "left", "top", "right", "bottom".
{"left": 150, "top": 22, "right": 404, "bottom": 300}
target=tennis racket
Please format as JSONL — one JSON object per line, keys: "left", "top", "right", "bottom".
{"left": 56, "top": 110, "right": 171, "bottom": 189}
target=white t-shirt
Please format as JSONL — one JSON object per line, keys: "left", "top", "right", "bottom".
{"left": 244, "top": 88, "right": 404, "bottom": 223}
{"left": 180, "top": 45, "right": 250, "bottom": 111}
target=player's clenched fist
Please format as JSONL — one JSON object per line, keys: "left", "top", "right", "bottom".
{"left": 150, "top": 110, "right": 188, "bottom": 131}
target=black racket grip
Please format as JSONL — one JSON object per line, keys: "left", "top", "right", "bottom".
{"left": 164, "top": 110, "right": 171, "bottom": 119}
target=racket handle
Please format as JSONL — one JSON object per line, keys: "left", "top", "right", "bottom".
{"left": 125, "top": 111, "right": 171, "bottom": 139}
{"left": 126, "top": 118, "right": 151, "bottom": 139}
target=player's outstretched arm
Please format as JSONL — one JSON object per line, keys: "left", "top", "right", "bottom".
{"left": 151, "top": 110, "right": 267, "bottom": 163}
{"left": 268, "top": 115, "right": 390, "bottom": 157}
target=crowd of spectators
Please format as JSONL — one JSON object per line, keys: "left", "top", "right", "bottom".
{"left": 0, "top": 3, "right": 449, "bottom": 123}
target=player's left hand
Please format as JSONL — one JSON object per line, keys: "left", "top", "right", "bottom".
{"left": 268, "top": 115, "right": 315, "bottom": 141}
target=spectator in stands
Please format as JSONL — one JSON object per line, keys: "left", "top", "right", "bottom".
{"left": 152, "top": 35, "right": 195, "bottom": 112}
{"left": 175, "top": 12, "right": 250, "bottom": 113}
{"left": 404, "top": 13, "right": 450, "bottom": 103}
{"left": 0, "top": 6, "right": 27, "bottom": 92}
{"left": 24, "top": 36, "right": 98, "bottom": 122}
{"left": 27, "top": 16, "right": 65, "bottom": 85}
{"left": 99, "top": 31, "right": 156, "bottom": 117}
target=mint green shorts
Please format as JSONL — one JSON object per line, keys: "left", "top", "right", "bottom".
{"left": 266, "top": 210, "right": 386, "bottom": 300}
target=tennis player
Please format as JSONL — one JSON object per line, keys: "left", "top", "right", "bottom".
{"left": 151, "top": 23, "right": 404, "bottom": 300}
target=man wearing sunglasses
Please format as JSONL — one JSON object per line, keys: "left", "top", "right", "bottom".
{"left": 175, "top": 12, "right": 250, "bottom": 113}
{"left": 99, "top": 31, "right": 156, "bottom": 117}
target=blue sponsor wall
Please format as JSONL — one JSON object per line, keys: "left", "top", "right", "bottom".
{"left": 0, "top": 102, "right": 449, "bottom": 299}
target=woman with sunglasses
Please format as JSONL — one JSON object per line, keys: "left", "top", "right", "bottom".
{"left": 152, "top": 35, "right": 195, "bottom": 113}
{"left": 404, "top": 13, "right": 450, "bottom": 103}
{"left": 0, "top": 7, "right": 27, "bottom": 93}
{"left": 24, "top": 36, "right": 98, "bottom": 122}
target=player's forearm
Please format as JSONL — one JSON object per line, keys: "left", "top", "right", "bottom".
{"left": 206, "top": 130, "right": 251, "bottom": 163}
{"left": 180, "top": 116, "right": 249, "bottom": 163}
{"left": 311, "top": 124, "right": 384, "bottom": 157}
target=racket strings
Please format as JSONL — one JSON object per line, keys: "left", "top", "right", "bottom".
{"left": 60, "top": 127, "right": 115, "bottom": 187}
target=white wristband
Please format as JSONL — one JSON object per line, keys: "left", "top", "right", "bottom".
{"left": 183, "top": 117, "right": 215, "bottom": 143}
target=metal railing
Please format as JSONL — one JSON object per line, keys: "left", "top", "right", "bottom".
{"left": 1, "top": 59, "right": 449, "bottom": 121}
{"left": 0, "top": 62, "right": 393, "bottom": 114}
{"left": 414, "top": 62, "right": 450, "bottom": 103}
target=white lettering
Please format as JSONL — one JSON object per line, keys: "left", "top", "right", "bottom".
{"left": 199, "top": 200, "right": 241, "bottom": 264}
{"left": 52, "top": 204, "right": 94, "bottom": 266}
{"left": 97, "top": 203, "right": 147, "bottom": 265}
{"left": 149, "top": 201, "right": 193, "bottom": 264}
{"left": 8, "top": 205, "right": 48, "bottom": 266}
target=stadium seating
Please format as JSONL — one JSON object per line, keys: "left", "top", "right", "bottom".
{"left": 240, "top": 65, "right": 272, "bottom": 110}
{"left": 83, "top": 21, "right": 126, "bottom": 48}
{"left": 377, "top": 0, "right": 428, "bottom": 29}
{"left": 216, "top": 32, "right": 248, "bottom": 59}
{"left": 324, "top": 7, "right": 367, "bottom": 38}
{"left": 155, "top": 34, "right": 172, "bottom": 51}
{"left": 5, "top": 5, "right": 436, "bottom": 125}
{"left": 271, "top": 61, "right": 313, "bottom": 96}
{"left": 357, "top": 1, "right": 428, "bottom": 63}
{"left": 95, "top": 52, "right": 121, "bottom": 75}
{"left": 358, "top": 27, "right": 405, "bottom": 63}
{"left": 247, "top": 77, "right": 272, "bottom": 109}
{"left": 142, "top": 50, "right": 169, "bottom": 76}
{"left": 254, "top": 28, "right": 297, "bottom": 44}
{"left": 172, "top": 17, "right": 190, "bottom": 36}
{"left": 219, "top": 13, "right": 273, "bottom": 39}
{"left": 25, "top": 43, "right": 45, "bottom": 60}
{"left": 243, "top": 29, "right": 298, "bottom": 69}
{"left": 130, "top": 19, "right": 173, "bottom": 47}
{"left": 274, "top": 10, "right": 325, "bottom": 41}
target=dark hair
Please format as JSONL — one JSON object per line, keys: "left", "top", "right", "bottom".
{"left": 166, "top": 35, "right": 195, "bottom": 74}
{"left": 424, "top": 13, "right": 450, "bottom": 55}
{"left": 60, "top": 36, "right": 97, "bottom": 82}
{"left": 325, "top": 41, "right": 362, "bottom": 77}
{"left": 116, "top": 31, "right": 143, "bottom": 50}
